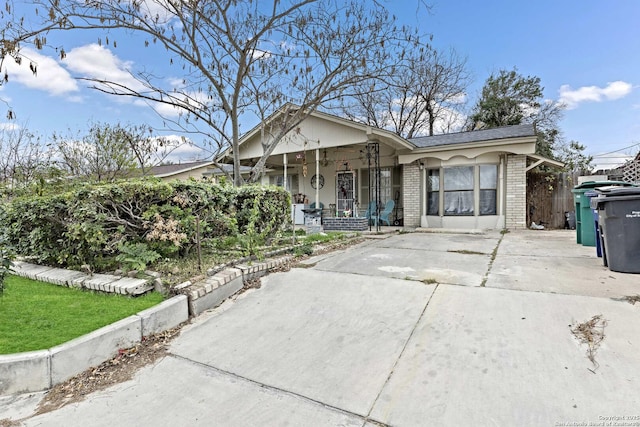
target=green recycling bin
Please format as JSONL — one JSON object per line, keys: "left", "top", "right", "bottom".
{"left": 571, "top": 181, "right": 634, "bottom": 246}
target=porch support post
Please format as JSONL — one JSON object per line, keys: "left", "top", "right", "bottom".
{"left": 315, "top": 148, "right": 320, "bottom": 206}
{"left": 498, "top": 155, "right": 506, "bottom": 228}
{"left": 283, "top": 154, "right": 288, "bottom": 191}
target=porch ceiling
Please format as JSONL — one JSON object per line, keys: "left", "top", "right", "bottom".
{"left": 259, "top": 142, "right": 401, "bottom": 169}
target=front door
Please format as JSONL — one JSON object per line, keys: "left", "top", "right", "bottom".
{"left": 336, "top": 171, "right": 355, "bottom": 216}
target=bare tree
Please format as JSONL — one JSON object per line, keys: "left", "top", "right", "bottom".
{"left": 342, "top": 47, "right": 471, "bottom": 138}
{"left": 53, "top": 122, "right": 135, "bottom": 182}
{"left": 52, "top": 122, "right": 179, "bottom": 182}
{"left": 114, "top": 125, "right": 187, "bottom": 177}
{"left": 0, "top": 124, "right": 53, "bottom": 191}
{"left": 3, "top": 1, "right": 422, "bottom": 185}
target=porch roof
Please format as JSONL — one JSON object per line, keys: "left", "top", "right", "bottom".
{"left": 398, "top": 124, "right": 540, "bottom": 164}
{"left": 409, "top": 124, "right": 536, "bottom": 148}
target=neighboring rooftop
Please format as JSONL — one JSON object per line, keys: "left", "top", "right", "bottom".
{"left": 149, "top": 161, "right": 259, "bottom": 179}
{"left": 150, "top": 160, "right": 214, "bottom": 178}
{"left": 409, "top": 124, "right": 536, "bottom": 148}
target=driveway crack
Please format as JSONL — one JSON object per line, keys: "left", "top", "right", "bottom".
{"left": 167, "top": 354, "right": 374, "bottom": 424}
{"left": 363, "top": 283, "right": 440, "bottom": 424}
{"left": 480, "top": 231, "right": 506, "bottom": 287}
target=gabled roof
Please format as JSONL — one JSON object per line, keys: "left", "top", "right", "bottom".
{"left": 409, "top": 124, "right": 536, "bottom": 148}
{"left": 232, "top": 103, "right": 414, "bottom": 156}
{"left": 150, "top": 160, "right": 214, "bottom": 178}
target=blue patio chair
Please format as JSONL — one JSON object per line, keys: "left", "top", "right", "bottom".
{"left": 371, "top": 199, "right": 395, "bottom": 226}
{"left": 309, "top": 202, "right": 324, "bottom": 209}
{"left": 363, "top": 201, "right": 378, "bottom": 221}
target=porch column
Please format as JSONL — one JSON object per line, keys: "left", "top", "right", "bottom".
{"left": 403, "top": 162, "right": 421, "bottom": 228}
{"left": 283, "top": 154, "right": 288, "bottom": 191}
{"left": 505, "top": 154, "right": 527, "bottom": 229}
{"left": 497, "top": 155, "right": 506, "bottom": 228}
{"left": 315, "top": 148, "right": 320, "bottom": 206}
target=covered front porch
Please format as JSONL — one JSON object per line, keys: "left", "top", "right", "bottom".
{"left": 235, "top": 109, "right": 411, "bottom": 229}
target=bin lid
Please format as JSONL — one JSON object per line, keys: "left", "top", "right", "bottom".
{"left": 573, "top": 180, "right": 635, "bottom": 190}
{"left": 592, "top": 186, "right": 640, "bottom": 207}
{"left": 594, "top": 186, "right": 640, "bottom": 196}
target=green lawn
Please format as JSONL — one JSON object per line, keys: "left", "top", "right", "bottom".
{"left": 0, "top": 275, "right": 164, "bottom": 354}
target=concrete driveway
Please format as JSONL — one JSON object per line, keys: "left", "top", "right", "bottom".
{"left": 4, "top": 230, "right": 640, "bottom": 426}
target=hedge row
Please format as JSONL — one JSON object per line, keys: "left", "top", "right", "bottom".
{"left": 0, "top": 179, "right": 291, "bottom": 270}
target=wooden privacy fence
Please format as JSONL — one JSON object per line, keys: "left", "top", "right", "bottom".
{"left": 527, "top": 171, "right": 579, "bottom": 229}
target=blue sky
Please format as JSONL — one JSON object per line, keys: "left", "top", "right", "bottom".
{"left": 1, "top": 1, "right": 639, "bottom": 168}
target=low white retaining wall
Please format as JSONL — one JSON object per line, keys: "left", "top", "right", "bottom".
{"left": 0, "top": 295, "right": 188, "bottom": 396}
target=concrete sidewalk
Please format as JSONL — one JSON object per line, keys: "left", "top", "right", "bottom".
{"left": 3, "top": 230, "right": 640, "bottom": 426}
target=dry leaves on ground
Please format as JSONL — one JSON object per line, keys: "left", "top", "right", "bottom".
{"left": 34, "top": 324, "right": 186, "bottom": 416}
{"left": 570, "top": 314, "right": 607, "bottom": 373}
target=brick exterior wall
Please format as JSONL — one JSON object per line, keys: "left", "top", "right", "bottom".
{"left": 322, "top": 217, "right": 369, "bottom": 231}
{"left": 403, "top": 163, "right": 421, "bottom": 228}
{"left": 506, "top": 154, "right": 527, "bottom": 229}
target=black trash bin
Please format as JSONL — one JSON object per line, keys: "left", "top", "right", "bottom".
{"left": 564, "top": 211, "right": 576, "bottom": 230}
{"left": 593, "top": 187, "right": 640, "bottom": 273}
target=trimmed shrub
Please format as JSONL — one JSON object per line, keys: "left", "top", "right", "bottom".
{"left": 234, "top": 185, "right": 291, "bottom": 256}
{"left": 0, "top": 179, "right": 290, "bottom": 270}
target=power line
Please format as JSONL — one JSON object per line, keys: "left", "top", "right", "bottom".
{"left": 591, "top": 141, "right": 640, "bottom": 157}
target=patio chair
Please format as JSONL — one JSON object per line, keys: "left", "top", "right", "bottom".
{"left": 363, "top": 201, "right": 378, "bottom": 222}
{"left": 371, "top": 199, "right": 395, "bottom": 226}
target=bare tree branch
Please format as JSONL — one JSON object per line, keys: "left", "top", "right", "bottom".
{"left": 3, "top": 0, "right": 422, "bottom": 185}
{"left": 342, "top": 46, "right": 471, "bottom": 138}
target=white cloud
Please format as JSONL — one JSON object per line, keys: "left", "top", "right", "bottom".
{"left": 146, "top": 98, "right": 185, "bottom": 118}
{"left": 559, "top": 81, "right": 633, "bottom": 109}
{"left": 134, "top": 0, "right": 175, "bottom": 25}
{"left": 0, "top": 122, "right": 20, "bottom": 131}
{"left": 433, "top": 107, "right": 467, "bottom": 134}
{"left": 64, "top": 44, "right": 146, "bottom": 94}
{"left": 447, "top": 92, "right": 467, "bottom": 105}
{"left": 136, "top": 89, "right": 211, "bottom": 119}
{"left": 384, "top": 95, "right": 467, "bottom": 136}
{"left": 58, "top": 44, "right": 218, "bottom": 121}
{"left": 156, "top": 135, "right": 208, "bottom": 163}
{"left": 2, "top": 48, "right": 79, "bottom": 96}
{"left": 167, "top": 77, "right": 186, "bottom": 89}
{"left": 252, "top": 49, "right": 272, "bottom": 60}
